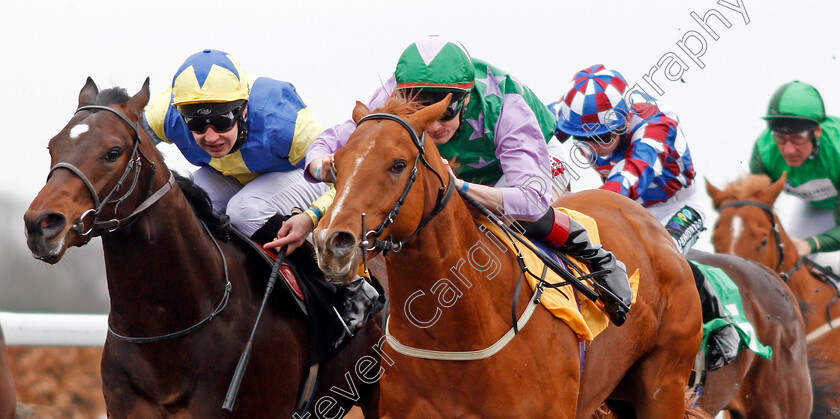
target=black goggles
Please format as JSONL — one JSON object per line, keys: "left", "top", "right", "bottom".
{"left": 414, "top": 91, "right": 468, "bottom": 121}
{"left": 179, "top": 102, "right": 246, "bottom": 134}
{"left": 574, "top": 132, "right": 613, "bottom": 144}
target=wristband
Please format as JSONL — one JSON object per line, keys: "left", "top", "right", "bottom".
{"left": 461, "top": 182, "right": 470, "bottom": 192}
{"left": 315, "top": 165, "right": 322, "bottom": 181}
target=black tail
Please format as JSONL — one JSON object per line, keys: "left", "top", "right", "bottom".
{"left": 809, "top": 357, "right": 840, "bottom": 418}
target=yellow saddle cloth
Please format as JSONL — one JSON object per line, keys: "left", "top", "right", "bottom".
{"left": 479, "top": 208, "right": 640, "bottom": 343}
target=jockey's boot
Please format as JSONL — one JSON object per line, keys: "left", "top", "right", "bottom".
{"left": 689, "top": 262, "right": 741, "bottom": 370}
{"left": 336, "top": 277, "right": 384, "bottom": 335}
{"left": 524, "top": 208, "right": 633, "bottom": 326}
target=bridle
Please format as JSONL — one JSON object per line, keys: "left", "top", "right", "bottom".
{"left": 47, "top": 105, "right": 174, "bottom": 237}
{"left": 49, "top": 104, "right": 231, "bottom": 344}
{"left": 355, "top": 113, "right": 455, "bottom": 255}
{"left": 718, "top": 200, "right": 802, "bottom": 281}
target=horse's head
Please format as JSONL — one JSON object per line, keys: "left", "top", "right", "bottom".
{"left": 24, "top": 77, "right": 166, "bottom": 263}
{"left": 314, "top": 95, "right": 454, "bottom": 283}
{"left": 706, "top": 172, "right": 788, "bottom": 266}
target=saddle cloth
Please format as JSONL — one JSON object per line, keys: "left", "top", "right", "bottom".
{"left": 693, "top": 263, "right": 773, "bottom": 360}
{"left": 478, "top": 208, "right": 640, "bottom": 343}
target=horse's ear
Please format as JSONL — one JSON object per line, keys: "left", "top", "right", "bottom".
{"left": 410, "top": 94, "right": 451, "bottom": 132}
{"left": 78, "top": 77, "right": 99, "bottom": 107}
{"left": 760, "top": 172, "right": 787, "bottom": 204}
{"left": 125, "top": 78, "right": 151, "bottom": 119}
{"left": 705, "top": 178, "right": 725, "bottom": 210}
{"left": 352, "top": 101, "right": 371, "bottom": 124}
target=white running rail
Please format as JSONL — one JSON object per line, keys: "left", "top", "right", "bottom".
{"left": 0, "top": 312, "right": 107, "bottom": 346}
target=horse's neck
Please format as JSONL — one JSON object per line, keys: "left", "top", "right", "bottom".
{"left": 385, "top": 200, "right": 523, "bottom": 349}
{"left": 102, "top": 188, "right": 226, "bottom": 330}
{"left": 779, "top": 232, "right": 840, "bottom": 328}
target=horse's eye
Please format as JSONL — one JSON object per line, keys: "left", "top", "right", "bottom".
{"left": 390, "top": 160, "right": 407, "bottom": 174}
{"left": 758, "top": 239, "right": 768, "bottom": 250}
{"left": 104, "top": 147, "right": 123, "bottom": 162}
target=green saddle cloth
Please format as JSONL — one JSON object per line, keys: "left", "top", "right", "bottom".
{"left": 694, "top": 263, "right": 773, "bottom": 360}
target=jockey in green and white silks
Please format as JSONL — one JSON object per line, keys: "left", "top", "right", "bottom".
{"left": 142, "top": 49, "right": 331, "bottom": 239}
{"left": 750, "top": 81, "right": 840, "bottom": 271}
{"left": 305, "top": 36, "right": 633, "bottom": 326}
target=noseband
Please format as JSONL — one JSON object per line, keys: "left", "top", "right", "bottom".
{"left": 718, "top": 200, "right": 801, "bottom": 281}
{"left": 48, "top": 105, "right": 174, "bottom": 236}
{"left": 355, "top": 113, "right": 455, "bottom": 254}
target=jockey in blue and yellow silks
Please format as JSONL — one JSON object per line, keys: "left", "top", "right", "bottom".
{"left": 142, "top": 49, "right": 332, "bottom": 240}
{"left": 142, "top": 49, "right": 381, "bottom": 336}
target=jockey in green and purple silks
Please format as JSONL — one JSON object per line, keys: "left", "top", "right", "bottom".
{"left": 299, "top": 36, "right": 633, "bottom": 326}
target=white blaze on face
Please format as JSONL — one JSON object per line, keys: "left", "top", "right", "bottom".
{"left": 327, "top": 139, "right": 377, "bottom": 230}
{"left": 69, "top": 124, "right": 89, "bottom": 140}
{"left": 729, "top": 215, "right": 744, "bottom": 254}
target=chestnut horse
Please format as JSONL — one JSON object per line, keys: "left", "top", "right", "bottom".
{"left": 23, "top": 79, "right": 382, "bottom": 418}
{"left": 314, "top": 96, "right": 705, "bottom": 418}
{"left": 688, "top": 250, "right": 811, "bottom": 418}
{"left": 707, "top": 173, "right": 840, "bottom": 417}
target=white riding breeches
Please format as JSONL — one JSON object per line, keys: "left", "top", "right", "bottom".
{"left": 647, "top": 183, "right": 708, "bottom": 255}
{"left": 192, "top": 167, "right": 328, "bottom": 237}
{"left": 776, "top": 193, "right": 839, "bottom": 273}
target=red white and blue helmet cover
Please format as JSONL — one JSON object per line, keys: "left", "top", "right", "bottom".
{"left": 557, "top": 64, "right": 629, "bottom": 137}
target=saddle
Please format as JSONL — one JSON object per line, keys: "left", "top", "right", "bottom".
{"left": 478, "top": 211, "right": 640, "bottom": 343}
{"left": 227, "top": 227, "right": 383, "bottom": 364}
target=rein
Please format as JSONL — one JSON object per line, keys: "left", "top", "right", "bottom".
{"left": 355, "top": 113, "right": 455, "bottom": 255}
{"left": 48, "top": 105, "right": 174, "bottom": 236}
{"left": 358, "top": 112, "right": 597, "bottom": 361}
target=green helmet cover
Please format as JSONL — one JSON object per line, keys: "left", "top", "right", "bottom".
{"left": 395, "top": 36, "right": 475, "bottom": 93}
{"left": 764, "top": 81, "right": 826, "bottom": 124}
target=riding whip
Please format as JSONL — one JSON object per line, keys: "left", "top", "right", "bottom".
{"left": 222, "top": 245, "right": 286, "bottom": 412}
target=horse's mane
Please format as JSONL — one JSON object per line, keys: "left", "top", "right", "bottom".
{"left": 96, "top": 86, "right": 132, "bottom": 106}
{"left": 720, "top": 174, "right": 773, "bottom": 200}
{"left": 374, "top": 93, "right": 462, "bottom": 171}
{"left": 374, "top": 93, "right": 425, "bottom": 116}
{"left": 174, "top": 172, "right": 231, "bottom": 239}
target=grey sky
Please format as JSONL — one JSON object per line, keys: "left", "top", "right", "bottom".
{"left": 4, "top": 0, "right": 839, "bottom": 254}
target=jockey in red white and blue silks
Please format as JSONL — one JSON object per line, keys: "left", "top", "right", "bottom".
{"left": 556, "top": 64, "right": 705, "bottom": 254}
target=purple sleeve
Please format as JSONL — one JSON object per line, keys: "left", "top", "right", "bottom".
{"left": 304, "top": 77, "right": 397, "bottom": 182}
{"left": 494, "top": 94, "right": 553, "bottom": 221}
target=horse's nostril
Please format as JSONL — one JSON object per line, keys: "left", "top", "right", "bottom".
{"left": 328, "top": 231, "right": 357, "bottom": 255}
{"left": 32, "top": 213, "right": 67, "bottom": 239}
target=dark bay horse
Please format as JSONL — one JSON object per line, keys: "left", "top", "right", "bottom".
{"left": 688, "top": 250, "right": 811, "bottom": 418}
{"left": 314, "top": 96, "right": 706, "bottom": 418}
{"left": 707, "top": 173, "right": 840, "bottom": 417}
{"left": 23, "top": 78, "right": 382, "bottom": 418}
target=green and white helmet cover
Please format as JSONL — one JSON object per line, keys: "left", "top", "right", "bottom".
{"left": 395, "top": 36, "right": 475, "bottom": 93}
{"left": 764, "top": 81, "right": 826, "bottom": 124}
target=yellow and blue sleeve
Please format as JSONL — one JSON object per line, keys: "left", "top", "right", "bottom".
{"left": 305, "top": 185, "right": 336, "bottom": 228}
{"left": 143, "top": 88, "right": 175, "bottom": 144}
{"left": 288, "top": 107, "right": 323, "bottom": 166}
